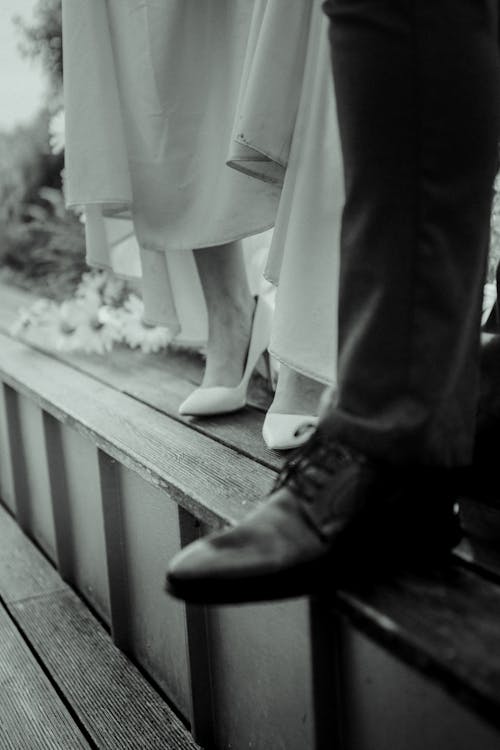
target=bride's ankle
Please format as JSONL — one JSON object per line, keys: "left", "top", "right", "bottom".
{"left": 269, "top": 365, "right": 325, "bottom": 416}
{"left": 202, "top": 297, "right": 255, "bottom": 388}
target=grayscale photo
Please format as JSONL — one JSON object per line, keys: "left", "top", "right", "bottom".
{"left": 0, "top": 1, "right": 499, "bottom": 748}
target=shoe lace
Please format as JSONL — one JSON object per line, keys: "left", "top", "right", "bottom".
{"left": 274, "top": 431, "right": 359, "bottom": 503}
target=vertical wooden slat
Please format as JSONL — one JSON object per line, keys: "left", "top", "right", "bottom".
{"left": 43, "top": 411, "right": 75, "bottom": 583}
{"left": 308, "top": 599, "right": 345, "bottom": 750}
{"left": 178, "top": 508, "right": 216, "bottom": 749}
{"left": 16, "top": 399, "right": 56, "bottom": 561}
{"left": 115, "top": 466, "right": 191, "bottom": 716}
{"left": 53, "top": 425, "right": 110, "bottom": 622}
{"left": 97, "top": 450, "right": 131, "bottom": 651}
{"left": 0, "top": 381, "right": 15, "bottom": 513}
{"left": 3, "top": 384, "right": 30, "bottom": 530}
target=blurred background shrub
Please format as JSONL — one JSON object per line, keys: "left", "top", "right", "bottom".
{"left": 1, "top": 0, "right": 499, "bottom": 308}
{"left": 0, "top": 0, "right": 86, "bottom": 300}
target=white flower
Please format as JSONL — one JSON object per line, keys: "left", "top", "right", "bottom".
{"left": 49, "top": 110, "right": 66, "bottom": 155}
{"left": 121, "top": 294, "right": 172, "bottom": 352}
{"left": 10, "top": 298, "right": 58, "bottom": 336}
{"left": 11, "top": 270, "right": 172, "bottom": 356}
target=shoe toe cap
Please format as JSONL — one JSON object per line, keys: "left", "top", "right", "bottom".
{"left": 262, "top": 413, "right": 318, "bottom": 450}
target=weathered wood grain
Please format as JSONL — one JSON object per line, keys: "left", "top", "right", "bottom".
{"left": 0, "top": 503, "right": 64, "bottom": 602}
{"left": 0, "top": 502, "right": 199, "bottom": 749}
{"left": 0, "top": 282, "right": 281, "bottom": 471}
{"left": 12, "top": 591, "right": 199, "bottom": 750}
{"left": 0, "top": 332, "right": 275, "bottom": 526}
{"left": 0, "top": 603, "right": 90, "bottom": 749}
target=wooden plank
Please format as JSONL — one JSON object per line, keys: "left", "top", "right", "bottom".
{"left": 98, "top": 451, "right": 131, "bottom": 650}
{"left": 12, "top": 590, "right": 200, "bottom": 750}
{"left": 57, "top": 346, "right": 278, "bottom": 469}
{"left": 206, "top": 598, "right": 314, "bottom": 750}
{"left": 57, "top": 424, "right": 110, "bottom": 622}
{"left": 2, "top": 384, "right": 31, "bottom": 530}
{"left": 115, "top": 465, "right": 191, "bottom": 717}
{"left": 0, "top": 603, "right": 90, "bottom": 749}
{"left": 0, "top": 281, "right": 280, "bottom": 470}
{"left": 178, "top": 509, "right": 216, "bottom": 748}
{"left": 336, "top": 619, "right": 500, "bottom": 750}
{"left": 43, "top": 411, "right": 77, "bottom": 582}
{"left": 14, "top": 395, "right": 57, "bottom": 560}
{"left": 0, "top": 501, "right": 199, "bottom": 748}
{"left": 332, "top": 564, "right": 500, "bottom": 730}
{"left": 0, "top": 503, "right": 65, "bottom": 603}
{"left": 0, "top": 382, "right": 15, "bottom": 513}
{"left": 0, "top": 332, "right": 275, "bottom": 527}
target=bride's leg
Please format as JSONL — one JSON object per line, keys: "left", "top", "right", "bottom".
{"left": 194, "top": 241, "right": 254, "bottom": 388}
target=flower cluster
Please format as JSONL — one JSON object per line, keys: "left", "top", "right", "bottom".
{"left": 48, "top": 109, "right": 65, "bottom": 155}
{"left": 11, "top": 271, "right": 172, "bottom": 355}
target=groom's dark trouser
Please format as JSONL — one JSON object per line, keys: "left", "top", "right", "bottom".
{"left": 321, "top": 0, "right": 500, "bottom": 466}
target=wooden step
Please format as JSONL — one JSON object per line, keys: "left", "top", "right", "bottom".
{"left": 0, "top": 601, "right": 90, "bottom": 749}
{"left": 0, "top": 328, "right": 314, "bottom": 750}
{"left": 2, "top": 282, "right": 500, "bottom": 749}
{"left": 0, "top": 283, "right": 280, "bottom": 471}
{"left": 0, "top": 331, "right": 275, "bottom": 527}
{"left": 332, "top": 564, "right": 500, "bottom": 731}
{"left": 0, "top": 503, "right": 198, "bottom": 749}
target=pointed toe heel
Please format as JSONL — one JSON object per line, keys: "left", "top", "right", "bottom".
{"left": 178, "top": 296, "right": 272, "bottom": 417}
{"left": 262, "top": 413, "right": 318, "bottom": 451}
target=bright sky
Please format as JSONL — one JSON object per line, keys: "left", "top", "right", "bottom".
{"left": 0, "top": 0, "right": 47, "bottom": 132}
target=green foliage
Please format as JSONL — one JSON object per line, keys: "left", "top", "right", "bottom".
{"left": 0, "top": 111, "right": 60, "bottom": 221}
{"left": 0, "top": 111, "right": 86, "bottom": 300}
{"left": 0, "top": 184, "right": 86, "bottom": 295}
{"left": 0, "top": 1, "right": 85, "bottom": 300}
{"left": 14, "top": 0, "right": 63, "bottom": 96}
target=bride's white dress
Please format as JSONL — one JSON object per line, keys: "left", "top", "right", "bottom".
{"left": 62, "top": 0, "right": 342, "bottom": 385}
{"left": 230, "top": 0, "right": 342, "bottom": 385}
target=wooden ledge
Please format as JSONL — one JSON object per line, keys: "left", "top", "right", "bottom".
{"left": 0, "top": 283, "right": 281, "bottom": 472}
{"left": 331, "top": 562, "right": 500, "bottom": 731}
{"left": 0, "top": 331, "right": 274, "bottom": 527}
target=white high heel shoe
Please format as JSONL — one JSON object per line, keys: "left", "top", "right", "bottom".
{"left": 262, "top": 413, "right": 318, "bottom": 451}
{"left": 179, "top": 296, "right": 272, "bottom": 417}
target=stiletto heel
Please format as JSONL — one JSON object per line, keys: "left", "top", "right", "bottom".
{"left": 261, "top": 349, "right": 276, "bottom": 392}
{"left": 179, "top": 296, "right": 272, "bottom": 417}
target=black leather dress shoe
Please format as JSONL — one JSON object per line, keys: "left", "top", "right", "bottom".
{"left": 165, "top": 430, "right": 462, "bottom": 605}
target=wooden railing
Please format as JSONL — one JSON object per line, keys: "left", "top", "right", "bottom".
{"left": 1, "top": 284, "right": 500, "bottom": 750}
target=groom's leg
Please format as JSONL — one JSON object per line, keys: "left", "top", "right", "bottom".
{"left": 321, "top": 0, "right": 500, "bottom": 466}
{"left": 165, "top": 0, "right": 500, "bottom": 605}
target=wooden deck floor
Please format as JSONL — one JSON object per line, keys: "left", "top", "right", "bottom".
{"left": 3, "top": 282, "right": 500, "bottom": 750}
{"left": 0, "top": 502, "right": 199, "bottom": 749}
